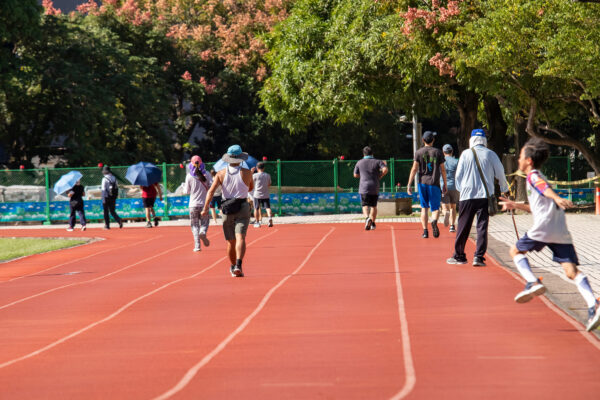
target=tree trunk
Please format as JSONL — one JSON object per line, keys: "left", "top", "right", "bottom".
{"left": 484, "top": 96, "right": 508, "bottom": 155}
{"left": 455, "top": 90, "right": 478, "bottom": 153}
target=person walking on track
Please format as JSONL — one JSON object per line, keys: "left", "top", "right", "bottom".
{"left": 67, "top": 180, "right": 87, "bottom": 232}
{"left": 353, "top": 146, "right": 388, "bottom": 231}
{"left": 407, "top": 131, "right": 447, "bottom": 238}
{"left": 209, "top": 169, "right": 222, "bottom": 224}
{"left": 446, "top": 129, "right": 508, "bottom": 266}
{"left": 141, "top": 182, "right": 162, "bottom": 228}
{"left": 440, "top": 144, "right": 459, "bottom": 233}
{"left": 202, "top": 145, "right": 254, "bottom": 277}
{"left": 499, "top": 138, "right": 600, "bottom": 332}
{"left": 101, "top": 166, "right": 123, "bottom": 230}
{"left": 252, "top": 162, "right": 274, "bottom": 228}
{"left": 184, "top": 155, "right": 212, "bottom": 252}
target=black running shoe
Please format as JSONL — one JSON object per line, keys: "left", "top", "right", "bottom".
{"left": 431, "top": 220, "right": 439, "bottom": 238}
{"left": 154, "top": 217, "right": 159, "bottom": 227}
{"left": 449, "top": 225, "right": 456, "bottom": 233}
{"left": 422, "top": 229, "right": 429, "bottom": 238}
{"left": 446, "top": 257, "right": 467, "bottom": 265}
{"left": 365, "top": 217, "right": 373, "bottom": 230}
{"left": 233, "top": 265, "right": 244, "bottom": 277}
{"left": 472, "top": 256, "right": 486, "bottom": 267}
{"left": 230, "top": 265, "right": 236, "bottom": 277}
{"left": 371, "top": 221, "right": 376, "bottom": 230}
{"left": 119, "top": 220, "right": 123, "bottom": 229}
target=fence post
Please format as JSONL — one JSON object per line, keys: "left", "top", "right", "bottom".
{"left": 390, "top": 158, "right": 395, "bottom": 192}
{"left": 334, "top": 158, "right": 339, "bottom": 214}
{"left": 567, "top": 157, "right": 572, "bottom": 202}
{"left": 277, "top": 159, "right": 282, "bottom": 216}
{"left": 43, "top": 167, "right": 52, "bottom": 225}
{"left": 162, "top": 162, "right": 170, "bottom": 221}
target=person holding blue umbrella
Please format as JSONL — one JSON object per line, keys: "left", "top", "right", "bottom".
{"left": 125, "top": 162, "right": 163, "bottom": 228}
{"left": 54, "top": 171, "right": 86, "bottom": 232}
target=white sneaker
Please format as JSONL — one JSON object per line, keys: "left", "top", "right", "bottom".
{"left": 193, "top": 245, "right": 201, "bottom": 252}
{"left": 254, "top": 222, "right": 260, "bottom": 228}
{"left": 66, "top": 228, "right": 74, "bottom": 232}
{"left": 81, "top": 225, "right": 86, "bottom": 231}
{"left": 514, "top": 280, "right": 546, "bottom": 303}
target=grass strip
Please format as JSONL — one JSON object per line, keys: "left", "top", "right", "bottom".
{"left": 0, "top": 238, "right": 89, "bottom": 262}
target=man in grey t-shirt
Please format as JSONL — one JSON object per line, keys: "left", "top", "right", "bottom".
{"left": 252, "top": 162, "right": 273, "bottom": 227}
{"left": 353, "top": 146, "right": 388, "bottom": 230}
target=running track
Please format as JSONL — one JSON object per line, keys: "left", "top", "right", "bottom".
{"left": 0, "top": 223, "right": 599, "bottom": 399}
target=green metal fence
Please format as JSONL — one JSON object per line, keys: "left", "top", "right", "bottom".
{"left": 0, "top": 157, "right": 574, "bottom": 223}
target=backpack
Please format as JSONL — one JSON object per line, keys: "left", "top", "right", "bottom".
{"left": 105, "top": 176, "right": 119, "bottom": 198}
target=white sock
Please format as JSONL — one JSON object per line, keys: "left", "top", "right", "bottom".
{"left": 575, "top": 273, "right": 597, "bottom": 308}
{"left": 513, "top": 254, "right": 537, "bottom": 283}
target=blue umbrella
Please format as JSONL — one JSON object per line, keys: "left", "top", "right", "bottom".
{"left": 53, "top": 171, "right": 83, "bottom": 195}
{"left": 125, "top": 162, "right": 162, "bottom": 186}
{"left": 211, "top": 155, "right": 259, "bottom": 172}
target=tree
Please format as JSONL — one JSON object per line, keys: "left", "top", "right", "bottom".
{"left": 456, "top": 0, "right": 600, "bottom": 173}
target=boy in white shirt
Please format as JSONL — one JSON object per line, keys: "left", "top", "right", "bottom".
{"left": 500, "top": 138, "right": 600, "bottom": 331}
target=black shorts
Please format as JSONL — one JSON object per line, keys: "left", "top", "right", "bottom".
{"left": 143, "top": 197, "right": 156, "bottom": 208}
{"left": 210, "top": 195, "right": 222, "bottom": 209}
{"left": 257, "top": 198, "right": 271, "bottom": 209}
{"left": 360, "top": 194, "right": 379, "bottom": 207}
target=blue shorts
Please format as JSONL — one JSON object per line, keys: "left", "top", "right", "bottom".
{"left": 516, "top": 234, "right": 579, "bottom": 265}
{"left": 418, "top": 184, "right": 441, "bottom": 211}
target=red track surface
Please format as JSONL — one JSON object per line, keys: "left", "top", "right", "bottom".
{"left": 0, "top": 223, "right": 599, "bottom": 399}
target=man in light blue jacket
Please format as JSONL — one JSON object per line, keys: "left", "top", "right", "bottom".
{"left": 447, "top": 129, "right": 509, "bottom": 266}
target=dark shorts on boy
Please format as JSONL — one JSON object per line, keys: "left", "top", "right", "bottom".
{"left": 222, "top": 201, "right": 251, "bottom": 241}
{"left": 210, "top": 195, "right": 222, "bottom": 209}
{"left": 256, "top": 198, "right": 270, "bottom": 209}
{"left": 441, "top": 189, "right": 459, "bottom": 204}
{"left": 516, "top": 233, "right": 579, "bottom": 265}
{"left": 143, "top": 197, "right": 156, "bottom": 208}
{"left": 418, "top": 183, "right": 441, "bottom": 211}
{"left": 360, "top": 193, "right": 379, "bottom": 207}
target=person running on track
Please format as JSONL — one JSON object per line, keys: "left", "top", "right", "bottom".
{"left": 184, "top": 155, "right": 212, "bottom": 252}
{"left": 202, "top": 145, "right": 254, "bottom": 278}
{"left": 499, "top": 138, "right": 600, "bottom": 332}
{"left": 252, "top": 162, "right": 274, "bottom": 228}
{"left": 407, "top": 131, "right": 447, "bottom": 238}
{"left": 353, "top": 146, "right": 388, "bottom": 230}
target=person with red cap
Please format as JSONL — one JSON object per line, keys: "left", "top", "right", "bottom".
{"left": 184, "top": 155, "right": 212, "bottom": 251}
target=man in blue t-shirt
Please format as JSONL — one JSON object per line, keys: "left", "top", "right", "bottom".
{"left": 440, "top": 144, "right": 459, "bottom": 233}
{"left": 353, "top": 146, "right": 388, "bottom": 230}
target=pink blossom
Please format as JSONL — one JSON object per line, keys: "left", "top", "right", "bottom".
{"left": 199, "top": 77, "right": 218, "bottom": 94}
{"left": 429, "top": 52, "right": 455, "bottom": 77}
{"left": 200, "top": 50, "right": 213, "bottom": 61}
{"left": 182, "top": 71, "right": 192, "bottom": 81}
{"left": 42, "top": 0, "right": 62, "bottom": 15}
{"left": 76, "top": 0, "right": 98, "bottom": 15}
{"left": 163, "top": 61, "right": 171, "bottom": 72}
{"left": 538, "top": 9, "right": 544, "bottom": 16}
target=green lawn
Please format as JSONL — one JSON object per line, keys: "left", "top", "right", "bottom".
{"left": 0, "top": 238, "right": 89, "bottom": 262}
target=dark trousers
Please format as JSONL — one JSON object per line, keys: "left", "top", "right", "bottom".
{"left": 69, "top": 203, "right": 86, "bottom": 228}
{"left": 453, "top": 198, "right": 489, "bottom": 261}
{"left": 102, "top": 197, "right": 121, "bottom": 227}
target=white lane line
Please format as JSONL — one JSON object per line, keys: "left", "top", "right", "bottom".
{"left": 0, "top": 230, "right": 279, "bottom": 370}
{"left": 153, "top": 227, "right": 335, "bottom": 400}
{"left": 3, "top": 236, "right": 161, "bottom": 283}
{"left": 493, "top": 255, "right": 600, "bottom": 351}
{"left": 0, "top": 233, "right": 221, "bottom": 310}
{"left": 389, "top": 226, "right": 417, "bottom": 400}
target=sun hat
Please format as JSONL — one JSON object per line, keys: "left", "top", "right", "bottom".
{"left": 221, "top": 144, "right": 249, "bottom": 164}
{"left": 442, "top": 144, "right": 453, "bottom": 153}
{"left": 188, "top": 155, "right": 206, "bottom": 177}
{"left": 422, "top": 131, "right": 437, "bottom": 143}
{"left": 470, "top": 129, "right": 488, "bottom": 148}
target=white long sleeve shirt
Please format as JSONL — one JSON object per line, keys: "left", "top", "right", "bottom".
{"left": 455, "top": 145, "right": 508, "bottom": 201}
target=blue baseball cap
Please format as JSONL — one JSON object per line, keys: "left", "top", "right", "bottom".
{"left": 471, "top": 129, "right": 486, "bottom": 137}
